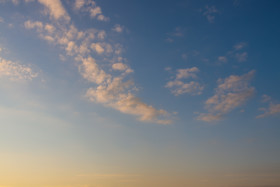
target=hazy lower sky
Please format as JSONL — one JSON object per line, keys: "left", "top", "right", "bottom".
{"left": 0, "top": 0, "right": 280, "bottom": 187}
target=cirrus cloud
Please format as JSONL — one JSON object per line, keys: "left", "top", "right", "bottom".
{"left": 198, "top": 70, "right": 255, "bottom": 122}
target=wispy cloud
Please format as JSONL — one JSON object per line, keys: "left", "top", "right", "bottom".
{"left": 218, "top": 42, "right": 248, "bottom": 63}
{"left": 112, "top": 24, "right": 124, "bottom": 33}
{"left": 198, "top": 70, "right": 255, "bottom": 122}
{"left": 218, "top": 56, "right": 227, "bottom": 63}
{"left": 73, "top": 0, "right": 109, "bottom": 21}
{"left": 38, "top": 0, "right": 70, "bottom": 22}
{"left": 166, "top": 27, "right": 185, "bottom": 42}
{"left": 202, "top": 5, "right": 219, "bottom": 23}
{"left": 0, "top": 56, "right": 38, "bottom": 81}
{"left": 23, "top": 0, "right": 172, "bottom": 124}
{"left": 165, "top": 67, "right": 204, "bottom": 96}
{"left": 235, "top": 52, "right": 248, "bottom": 62}
{"left": 234, "top": 42, "right": 247, "bottom": 50}
{"left": 257, "top": 95, "right": 280, "bottom": 118}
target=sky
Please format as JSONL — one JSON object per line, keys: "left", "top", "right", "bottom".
{"left": 0, "top": 0, "right": 280, "bottom": 187}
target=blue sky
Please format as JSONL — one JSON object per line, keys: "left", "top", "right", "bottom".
{"left": 0, "top": 0, "right": 280, "bottom": 187}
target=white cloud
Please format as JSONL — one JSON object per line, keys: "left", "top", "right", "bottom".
{"left": 97, "top": 30, "right": 106, "bottom": 40}
{"left": 218, "top": 56, "right": 227, "bottom": 63}
{"left": 112, "top": 24, "right": 123, "bottom": 33}
{"left": 166, "top": 67, "right": 204, "bottom": 96}
{"left": 235, "top": 52, "right": 248, "bottom": 62}
{"left": 89, "top": 6, "right": 108, "bottom": 21}
{"left": 38, "top": 0, "right": 70, "bottom": 21}
{"left": 176, "top": 67, "right": 199, "bottom": 79}
{"left": 234, "top": 42, "right": 247, "bottom": 50}
{"left": 112, "top": 63, "right": 127, "bottom": 71}
{"left": 89, "top": 6, "right": 101, "bottom": 17}
{"left": 217, "top": 42, "right": 248, "bottom": 63}
{"left": 97, "top": 14, "right": 109, "bottom": 21}
{"left": 73, "top": 0, "right": 108, "bottom": 21}
{"left": 257, "top": 95, "right": 280, "bottom": 118}
{"left": 202, "top": 5, "right": 219, "bottom": 23}
{"left": 74, "top": 0, "right": 85, "bottom": 10}
{"left": 86, "top": 77, "right": 171, "bottom": 124}
{"left": 24, "top": 20, "right": 43, "bottom": 31}
{"left": 22, "top": 2, "right": 172, "bottom": 124}
{"left": 78, "top": 57, "right": 110, "bottom": 84}
{"left": 112, "top": 63, "right": 133, "bottom": 74}
{"left": 171, "top": 27, "right": 184, "bottom": 37}
{"left": 44, "top": 24, "right": 55, "bottom": 33}
{"left": 91, "top": 43, "right": 104, "bottom": 54}
{"left": 165, "top": 27, "right": 184, "bottom": 42}
{"left": 261, "top": 94, "right": 271, "bottom": 103}
{"left": 0, "top": 57, "right": 38, "bottom": 81}
{"left": 198, "top": 70, "right": 255, "bottom": 122}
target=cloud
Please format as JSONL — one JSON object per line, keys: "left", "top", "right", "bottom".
{"left": 38, "top": 0, "right": 70, "bottom": 21}
{"left": 0, "top": 17, "right": 3, "bottom": 23}
{"left": 202, "top": 5, "right": 219, "bottom": 23}
{"left": 86, "top": 78, "right": 171, "bottom": 124}
{"left": 44, "top": 24, "right": 55, "bottom": 33}
{"left": 217, "top": 42, "right": 248, "bottom": 63}
{"left": 112, "top": 63, "right": 133, "bottom": 74}
{"left": 198, "top": 70, "right": 255, "bottom": 122}
{"left": 23, "top": 1, "right": 172, "bottom": 124}
{"left": 112, "top": 24, "right": 124, "bottom": 33}
{"left": 165, "top": 27, "right": 185, "bottom": 42}
{"left": 74, "top": 0, "right": 86, "bottom": 10}
{"left": 261, "top": 94, "right": 271, "bottom": 103}
{"left": 234, "top": 42, "right": 247, "bottom": 50}
{"left": 78, "top": 57, "right": 110, "bottom": 84}
{"left": 74, "top": 0, "right": 109, "bottom": 21}
{"left": 91, "top": 43, "right": 104, "bottom": 54}
{"left": 24, "top": 20, "right": 43, "bottom": 31}
{"left": 176, "top": 67, "right": 199, "bottom": 79}
{"left": 171, "top": 27, "right": 184, "bottom": 37}
{"left": 218, "top": 56, "right": 227, "bottom": 63}
{"left": 257, "top": 95, "right": 280, "bottom": 118}
{"left": 0, "top": 57, "right": 38, "bottom": 81}
{"left": 166, "top": 67, "right": 204, "bottom": 96}
{"left": 235, "top": 52, "right": 248, "bottom": 62}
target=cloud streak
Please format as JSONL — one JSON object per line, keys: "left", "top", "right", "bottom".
{"left": 257, "top": 95, "right": 280, "bottom": 118}
{"left": 198, "top": 70, "right": 255, "bottom": 122}
{"left": 23, "top": 0, "right": 172, "bottom": 124}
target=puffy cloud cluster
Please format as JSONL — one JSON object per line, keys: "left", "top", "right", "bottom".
{"left": 23, "top": 0, "right": 171, "bottom": 124}
{"left": 257, "top": 95, "right": 280, "bottom": 118}
{"left": 202, "top": 5, "right": 219, "bottom": 23}
{"left": 112, "top": 24, "right": 124, "bottom": 33}
{"left": 165, "top": 67, "right": 204, "bottom": 96}
{"left": 74, "top": 0, "right": 109, "bottom": 21}
{"left": 38, "top": 0, "right": 70, "bottom": 22}
{"left": 198, "top": 70, "right": 255, "bottom": 122}
{"left": 0, "top": 57, "right": 38, "bottom": 81}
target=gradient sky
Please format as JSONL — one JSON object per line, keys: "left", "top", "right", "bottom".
{"left": 0, "top": 0, "right": 280, "bottom": 187}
